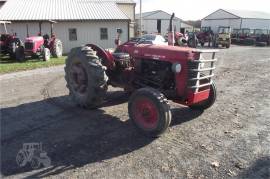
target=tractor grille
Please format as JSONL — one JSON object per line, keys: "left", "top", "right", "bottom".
{"left": 24, "top": 42, "right": 34, "bottom": 50}
{"left": 188, "top": 50, "right": 218, "bottom": 92}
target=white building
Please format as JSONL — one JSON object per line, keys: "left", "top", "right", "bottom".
{"left": 135, "top": 10, "right": 193, "bottom": 36}
{"left": 201, "top": 9, "right": 270, "bottom": 33}
{"left": 0, "top": 0, "right": 136, "bottom": 53}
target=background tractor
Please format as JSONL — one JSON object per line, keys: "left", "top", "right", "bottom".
{"left": 0, "top": 21, "right": 22, "bottom": 59}
{"left": 16, "top": 21, "right": 63, "bottom": 61}
{"left": 188, "top": 26, "right": 213, "bottom": 47}
{"left": 215, "top": 26, "right": 231, "bottom": 48}
{"left": 64, "top": 13, "right": 218, "bottom": 137}
{"left": 253, "top": 29, "right": 270, "bottom": 46}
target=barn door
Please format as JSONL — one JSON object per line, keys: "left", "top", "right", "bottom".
{"left": 157, "top": 19, "right": 161, "bottom": 34}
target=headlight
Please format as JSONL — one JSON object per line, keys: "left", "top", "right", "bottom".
{"left": 172, "top": 63, "right": 182, "bottom": 73}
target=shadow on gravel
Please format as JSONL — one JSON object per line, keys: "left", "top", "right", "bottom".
{"left": 1, "top": 91, "right": 203, "bottom": 178}
{"left": 171, "top": 107, "right": 203, "bottom": 126}
{"left": 237, "top": 157, "right": 270, "bottom": 179}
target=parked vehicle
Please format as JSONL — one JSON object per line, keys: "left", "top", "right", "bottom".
{"left": 253, "top": 29, "right": 270, "bottom": 46}
{"left": 137, "top": 34, "right": 168, "bottom": 45}
{"left": 16, "top": 21, "right": 63, "bottom": 61}
{"left": 64, "top": 13, "right": 218, "bottom": 137}
{"left": 0, "top": 21, "right": 22, "bottom": 59}
{"left": 187, "top": 26, "right": 213, "bottom": 47}
{"left": 215, "top": 26, "right": 231, "bottom": 48}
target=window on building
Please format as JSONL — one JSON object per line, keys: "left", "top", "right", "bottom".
{"left": 100, "top": 28, "right": 108, "bottom": 40}
{"left": 69, "top": 28, "right": 77, "bottom": 41}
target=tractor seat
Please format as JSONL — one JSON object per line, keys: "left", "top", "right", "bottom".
{"left": 43, "top": 34, "right": 50, "bottom": 40}
{"left": 112, "top": 52, "right": 130, "bottom": 60}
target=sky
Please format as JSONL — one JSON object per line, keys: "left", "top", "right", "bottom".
{"left": 134, "top": 0, "right": 270, "bottom": 20}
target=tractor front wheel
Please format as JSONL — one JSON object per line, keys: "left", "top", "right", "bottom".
{"left": 65, "top": 46, "right": 108, "bottom": 109}
{"left": 52, "top": 39, "right": 63, "bottom": 58}
{"left": 15, "top": 46, "right": 25, "bottom": 61}
{"left": 128, "top": 88, "right": 172, "bottom": 137}
{"left": 42, "top": 48, "right": 51, "bottom": 61}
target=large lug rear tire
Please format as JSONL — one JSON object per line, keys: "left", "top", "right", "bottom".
{"left": 189, "top": 80, "right": 217, "bottom": 110}
{"left": 65, "top": 46, "right": 108, "bottom": 109}
{"left": 128, "top": 88, "right": 172, "bottom": 137}
{"left": 52, "top": 39, "right": 63, "bottom": 58}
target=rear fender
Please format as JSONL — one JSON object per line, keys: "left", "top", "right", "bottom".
{"left": 86, "top": 44, "right": 115, "bottom": 70}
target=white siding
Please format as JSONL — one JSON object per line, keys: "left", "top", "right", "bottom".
{"left": 141, "top": 19, "right": 156, "bottom": 34}
{"left": 117, "top": 3, "right": 135, "bottom": 38}
{"left": 117, "top": 4, "right": 134, "bottom": 20}
{"left": 241, "top": 19, "right": 270, "bottom": 29}
{"left": 201, "top": 19, "right": 241, "bottom": 33}
{"left": 5, "top": 21, "right": 128, "bottom": 53}
{"left": 140, "top": 19, "right": 181, "bottom": 36}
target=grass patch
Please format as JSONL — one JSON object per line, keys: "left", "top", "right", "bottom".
{"left": 0, "top": 55, "right": 66, "bottom": 74}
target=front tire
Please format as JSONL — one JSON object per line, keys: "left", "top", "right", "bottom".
{"left": 15, "top": 46, "right": 25, "bottom": 61}
{"left": 42, "top": 48, "right": 51, "bottom": 61}
{"left": 65, "top": 46, "right": 108, "bottom": 109}
{"left": 52, "top": 39, "right": 63, "bottom": 58}
{"left": 128, "top": 88, "right": 172, "bottom": 137}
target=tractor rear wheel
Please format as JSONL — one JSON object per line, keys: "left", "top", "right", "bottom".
{"left": 52, "top": 39, "right": 63, "bottom": 58}
{"left": 65, "top": 46, "right": 108, "bottom": 109}
{"left": 128, "top": 88, "right": 172, "bottom": 137}
{"left": 42, "top": 48, "right": 51, "bottom": 61}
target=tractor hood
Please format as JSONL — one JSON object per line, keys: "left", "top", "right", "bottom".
{"left": 132, "top": 44, "right": 195, "bottom": 62}
{"left": 25, "top": 36, "right": 43, "bottom": 42}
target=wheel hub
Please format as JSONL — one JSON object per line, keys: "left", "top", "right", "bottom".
{"left": 133, "top": 98, "right": 158, "bottom": 129}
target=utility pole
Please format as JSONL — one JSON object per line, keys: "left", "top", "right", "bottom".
{"left": 140, "top": 0, "right": 142, "bottom": 36}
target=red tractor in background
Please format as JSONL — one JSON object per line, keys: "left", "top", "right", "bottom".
{"left": 188, "top": 27, "right": 213, "bottom": 47}
{"left": 64, "top": 13, "right": 218, "bottom": 137}
{"left": 0, "top": 21, "right": 23, "bottom": 59}
{"left": 253, "top": 29, "right": 270, "bottom": 46}
{"left": 16, "top": 21, "right": 63, "bottom": 61}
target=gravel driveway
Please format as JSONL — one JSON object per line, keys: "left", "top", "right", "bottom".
{"left": 1, "top": 45, "right": 270, "bottom": 179}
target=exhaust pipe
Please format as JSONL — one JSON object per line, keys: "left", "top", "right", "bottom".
{"left": 168, "top": 13, "right": 175, "bottom": 46}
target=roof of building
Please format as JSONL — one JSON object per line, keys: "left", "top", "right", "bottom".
{"left": 203, "top": 9, "right": 270, "bottom": 20}
{"left": 135, "top": 10, "right": 180, "bottom": 20}
{"left": 0, "top": 0, "right": 135, "bottom": 21}
{"left": 223, "top": 9, "right": 270, "bottom": 19}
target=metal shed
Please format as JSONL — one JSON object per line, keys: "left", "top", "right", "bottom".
{"left": 201, "top": 9, "right": 270, "bottom": 33}
{"left": 135, "top": 10, "right": 193, "bottom": 36}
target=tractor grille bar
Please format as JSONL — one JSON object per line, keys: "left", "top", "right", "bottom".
{"left": 24, "top": 42, "right": 34, "bottom": 50}
{"left": 188, "top": 51, "right": 218, "bottom": 92}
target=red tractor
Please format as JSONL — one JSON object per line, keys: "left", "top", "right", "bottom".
{"left": 64, "top": 14, "right": 218, "bottom": 137}
{"left": 253, "top": 29, "right": 270, "bottom": 46}
{"left": 188, "top": 27, "right": 213, "bottom": 47}
{"left": 16, "top": 21, "right": 63, "bottom": 61}
{"left": 0, "top": 21, "right": 22, "bottom": 59}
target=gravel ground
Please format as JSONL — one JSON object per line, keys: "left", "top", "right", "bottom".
{"left": 1, "top": 45, "right": 270, "bottom": 179}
